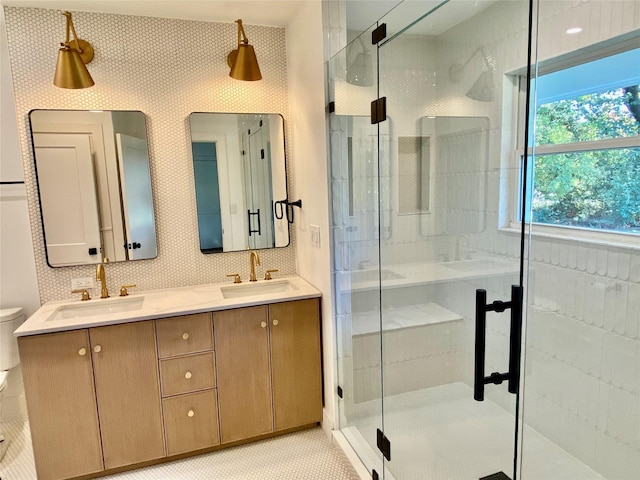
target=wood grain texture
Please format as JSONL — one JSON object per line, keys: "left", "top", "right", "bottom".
{"left": 162, "top": 389, "right": 220, "bottom": 455}
{"left": 214, "top": 306, "right": 273, "bottom": 443}
{"left": 270, "top": 299, "right": 323, "bottom": 430}
{"left": 89, "top": 321, "right": 165, "bottom": 469}
{"left": 156, "top": 313, "right": 213, "bottom": 358}
{"left": 160, "top": 351, "right": 216, "bottom": 397}
{"left": 18, "top": 330, "right": 104, "bottom": 480}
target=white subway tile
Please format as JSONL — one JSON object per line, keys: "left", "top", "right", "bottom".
{"left": 567, "top": 244, "right": 578, "bottom": 269}
{"left": 626, "top": 283, "right": 640, "bottom": 339}
{"left": 574, "top": 272, "right": 586, "bottom": 322}
{"left": 586, "top": 247, "right": 598, "bottom": 274}
{"left": 603, "top": 279, "right": 617, "bottom": 332}
{"left": 617, "top": 251, "right": 630, "bottom": 281}
{"left": 596, "top": 248, "right": 608, "bottom": 276}
{"left": 613, "top": 282, "right": 628, "bottom": 336}
{"left": 606, "top": 249, "right": 618, "bottom": 279}
{"left": 596, "top": 381, "right": 610, "bottom": 432}
{"left": 630, "top": 254, "right": 640, "bottom": 283}
{"left": 577, "top": 245, "right": 588, "bottom": 271}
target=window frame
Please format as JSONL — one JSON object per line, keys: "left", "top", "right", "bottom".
{"left": 508, "top": 52, "right": 640, "bottom": 248}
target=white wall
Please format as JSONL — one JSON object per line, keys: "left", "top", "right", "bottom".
{"left": 286, "top": 0, "right": 336, "bottom": 431}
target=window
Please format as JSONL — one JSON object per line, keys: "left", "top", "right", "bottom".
{"left": 517, "top": 46, "right": 640, "bottom": 237}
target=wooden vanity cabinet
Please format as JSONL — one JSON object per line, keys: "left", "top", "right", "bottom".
{"left": 89, "top": 321, "right": 165, "bottom": 469}
{"left": 214, "top": 298, "right": 322, "bottom": 444}
{"left": 270, "top": 299, "right": 323, "bottom": 431}
{"left": 19, "top": 330, "right": 104, "bottom": 480}
{"left": 18, "top": 321, "right": 164, "bottom": 480}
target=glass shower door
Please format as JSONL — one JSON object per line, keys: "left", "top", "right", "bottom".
{"left": 375, "top": 1, "right": 530, "bottom": 478}
{"left": 330, "top": 24, "right": 387, "bottom": 476}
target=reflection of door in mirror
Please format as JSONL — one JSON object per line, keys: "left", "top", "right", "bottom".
{"left": 116, "top": 134, "right": 157, "bottom": 259}
{"left": 244, "top": 118, "right": 274, "bottom": 249}
{"left": 29, "top": 110, "right": 157, "bottom": 266}
{"left": 191, "top": 141, "right": 223, "bottom": 253}
{"left": 33, "top": 133, "right": 102, "bottom": 266}
{"left": 189, "top": 113, "right": 289, "bottom": 253}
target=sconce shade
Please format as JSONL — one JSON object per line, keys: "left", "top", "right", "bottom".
{"left": 54, "top": 45, "right": 94, "bottom": 89}
{"left": 53, "top": 12, "right": 95, "bottom": 89}
{"left": 347, "top": 52, "right": 373, "bottom": 87}
{"left": 228, "top": 19, "right": 262, "bottom": 81}
{"left": 229, "top": 44, "right": 262, "bottom": 81}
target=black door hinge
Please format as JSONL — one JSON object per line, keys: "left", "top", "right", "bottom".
{"left": 371, "top": 97, "right": 387, "bottom": 124}
{"left": 261, "top": 149, "right": 265, "bottom": 159}
{"left": 328, "top": 101, "right": 335, "bottom": 113}
{"left": 337, "top": 386, "right": 343, "bottom": 398}
{"left": 376, "top": 428, "right": 391, "bottom": 461}
{"left": 480, "top": 472, "right": 511, "bottom": 480}
{"left": 372, "top": 23, "right": 387, "bottom": 44}
{"left": 372, "top": 469, "right": 379, "bottom": 480}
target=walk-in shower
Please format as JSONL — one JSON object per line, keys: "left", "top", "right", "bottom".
{"left": 328, "top": 1, "right": 640, "bottom": 479}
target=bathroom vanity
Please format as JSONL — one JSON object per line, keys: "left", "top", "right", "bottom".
{"left": 15, "top": 276, "right": 322, "bottom": 480}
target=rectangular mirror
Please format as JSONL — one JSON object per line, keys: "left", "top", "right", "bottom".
{"left": 189, "top": 113, "right": 289, "bottom": 253}
{"left": 29, "top": 110, "right": 157, "bottom": 267}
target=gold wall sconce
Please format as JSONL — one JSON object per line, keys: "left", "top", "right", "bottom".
{"left": 53, "top": 11, "right": 95, "bottom": 89}
{"left": 227, "top": 19, "right": 262, "bottom": 81}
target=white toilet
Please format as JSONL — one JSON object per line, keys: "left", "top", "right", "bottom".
{"left": 0, "top": 307, "right": 25, "bottom": 460}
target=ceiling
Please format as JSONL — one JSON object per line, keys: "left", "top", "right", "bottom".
{"left": 0, "top": 0, "right": 306, "bottom": 27}
{"left": 2, "top": 0, "right": 496, "bottom": 34}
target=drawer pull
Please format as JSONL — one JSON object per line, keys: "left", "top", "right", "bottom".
{"left": 182, "top": 332, "right": 190, "bottom": 340}
{"left": 187, "top": 409, "right": 195, "bottom": 418}
{"left": 272, "top": 319, "right": 279, "bottom": 326}
{"left": 260, "top": 321, "right": 267, "bottom": 328}
{"left": 93, "top": 345, "right": 102, "bottom": 353}
{"left": 185, "top": 371, "right": 192, "bottom": 379}
{"left": 78, "top": 347, "right": 87, "bottom": 356}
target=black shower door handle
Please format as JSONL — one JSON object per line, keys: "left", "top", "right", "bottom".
{"left": 474, "top": 285, "right": 523, "bottom": 401}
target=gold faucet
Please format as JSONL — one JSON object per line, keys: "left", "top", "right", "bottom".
{"left": 249, "top": 251, "right": 260, "bottom": 282}
{"left": 96, "top": 264, "right": 109, "bottom": 298}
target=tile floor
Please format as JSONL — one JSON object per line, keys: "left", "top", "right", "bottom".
{"left": 0, "top": 421, "right": 360, "bottom": 480}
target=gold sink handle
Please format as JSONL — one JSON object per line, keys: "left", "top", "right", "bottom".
{"left": 264, "top": 269, "right": 279, "bottom": 280}
{"left": 226, "top": 273, "right": 242, "bottom": 284}
{"left": 119, "top": 284, "right": 137, "bottom": 296}
{"left": 71, "top": 288, "right": 90, "bottom": 301}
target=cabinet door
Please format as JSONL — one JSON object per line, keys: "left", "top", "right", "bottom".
{"left": 18, "top": 331, "right": 103, "bottom": 480}
{"left": 270, "top": 299, "right": 323, "bottom": 430}
{"left": 90, "top": 321, "right": 165, "bottom": 468}
{"left": 214, "top": 306, "right": 273, "bottom": 443}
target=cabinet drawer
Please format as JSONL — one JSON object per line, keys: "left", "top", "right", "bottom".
{"left": 160, "top": 352, "right": 216, "bottom": 397}
{"left": 163, "top": 390, "right": 220, "bottom": 456}
{"left": 156, "top": 313, "right": 213, "bottom": 358}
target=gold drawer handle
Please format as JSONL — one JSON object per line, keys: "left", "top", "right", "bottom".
{"left": 93, "top": 345, "right": 102, "bottom": 353}
{"left": 185, "top": 371, "right": 192, "bottom": 379}
{"left": 78, "top": 347, "right": 87, "bottom": 356}
{"left": 260, "top": 321, "right": 267, "bottom": 328}
{"left": 182, "top": 332, "right": 190, "bottom": 340}
{"left": 187, "top": 409, "right": 195, "bottom": 418}
{"left": 272, "top": 319, "right": 279, "bottom": 326}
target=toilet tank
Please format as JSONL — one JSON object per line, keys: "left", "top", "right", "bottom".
{"left": 0, "top": 307, "right": 25, "bottom": 371}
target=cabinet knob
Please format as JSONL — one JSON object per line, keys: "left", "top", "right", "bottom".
{"left": 260, "top": 321, "right": 267, "bottom": 328}
{"left": 93, "top": 345, "right": 102, "bottom": 353}
{"left": 187, "top": 409, "right": 195, "bottom": 418}
{"left": 182, "top": 332, "right": 190, "bottom": 340}
{"left": 272, "top": 319, "right": 279, "bottom": 326}
{"left": 185, "top": 371, "right": 192, "bottom": 379}
{"left": 78, "top": 347, "right": 87, "bottom": 356}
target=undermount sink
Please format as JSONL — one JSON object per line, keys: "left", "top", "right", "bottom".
{"left": 47, "top": 296, "right": 145, "bottom": 321}
{"left": 220, "top": 279, "right": 296, "bottom": 299}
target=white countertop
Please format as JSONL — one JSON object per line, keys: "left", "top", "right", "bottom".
{"left": 336, "top": 256, "right": 520, "bottom": 292}
{"left": 15, "top": 275, "right": 321, "bottom": 337}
